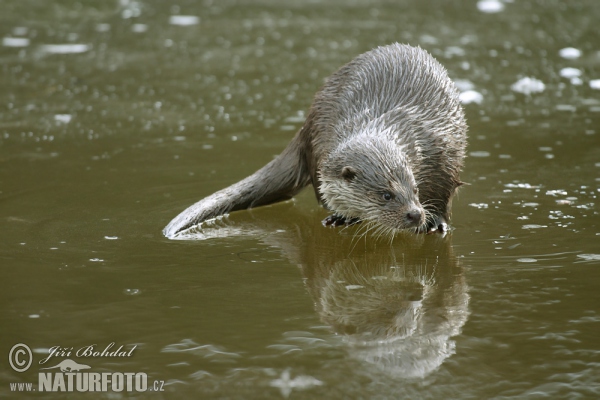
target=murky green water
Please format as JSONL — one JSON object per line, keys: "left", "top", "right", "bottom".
{"left": 2, "top": 0, "right": 599, "bottom": 398}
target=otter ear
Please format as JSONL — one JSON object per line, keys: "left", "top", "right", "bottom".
{"left": 341, "top": 166, "right": 357, "bottom": 181}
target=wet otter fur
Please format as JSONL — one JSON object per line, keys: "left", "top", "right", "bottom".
{"left": 164, "top": 43, "right": 467, "bottom": 238}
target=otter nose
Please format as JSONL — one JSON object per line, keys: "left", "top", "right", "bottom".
{"left": 406, "top": 209, "right": 424, "bottom": 225}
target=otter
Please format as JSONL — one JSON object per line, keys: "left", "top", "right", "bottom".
{"left": 164, "top": 43, "right": 467, "bottom": 238}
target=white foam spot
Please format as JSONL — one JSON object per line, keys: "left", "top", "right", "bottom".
{"left": 477, "top": 0, "right": 505, "bottom": 13}
{"left": 470, "top": 151, "right": 490, "bottom": 157}
{"left": 345, "top": 285, "right": 364, "bottom": 290}
{"left": 54, "top": 114, "right": 72, "bottom": 124}
{"left": 590, "top": 80, "right": 600, "bottom": 90}
{"left": 522, "top": 224, "right": 547, "bottom": 229}
{"left": 459, "top": 90, "right": 484, "bottom": 104}
{"left": 559, "top": 47, "right": 581, "bottom": 59}
{"left": 511, "top": 77, "right": 545, "bottom": 94}
{"left": 522, "top": 202, "right": 539, "bottom": 207}
{"left": 454, "top": 79, "right": 475, "bottom": 92}
{"left": 132, "top": 23, "right": 148, "bottom": 33}
{"left": 577, "top": 254, "right": 600, "bottom": 261}
{"left": 96, "top": 23, "right": 111, "bottom": 32}
{"left": 41, "top": 44, "right": 90, "bottom": 54}
{"left": 517, "top": 258, "right": 537, "bottom": 263}
{"left": 556, "top": 104, "right": 576, "bottom": 112}
{"left": 559, "top": 67, "right": 581, "bottom": 79}
{"left": 270, "top": 370, "right": 323, "bottom": 398}
{"left": 13, "top": 27, "right": 29, "bottom": 36}
{"left": 169, "top": 15, "right": 200, "bottom": 26}
{"left": 104, "top": 236, "right": 119, "bottom": 240}
{"left": 3, "top": 37, "right": 30, "bottom": 47}
{"left": 546, "top": 190, "right": 567, "bottom": 196}
{"left": 469, "top": 203, "right": 489, "bottom": 209}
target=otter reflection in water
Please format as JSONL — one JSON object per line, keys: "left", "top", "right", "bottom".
{"left": 179, "top": 208, "right": 469, "bottom": 379}
{"left": 303, "top": 235, "right": 468, "bottom": 378}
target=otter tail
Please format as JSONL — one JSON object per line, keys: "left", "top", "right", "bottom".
{"left": 163, "top": 131, "right": 311, "bottom": 238}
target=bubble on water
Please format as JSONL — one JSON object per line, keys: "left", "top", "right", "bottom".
{"left": 522, "top": 224, "right": 547, "bottom": 229}
{"left": 459, "top": 90, "right": 483, "bottom": 104}
{"left": 506, "top": 182, "right": 540, "bottom": 189}
{"left": 270, "top": 370, "right": 324, "bottom": 398}
{"left": 121, "top": 0, "right": 142, "bottom": 19}
{"left": 555, "top": 199, "right": 572, "bottom": 205}
{"left": 556, "top": 104, "right": 576, "bottom": 112}
{"left": 41, "top": 44, "right": 90, "bottom": 54}
{"left": 523, "top": 203, "right": 539, "bottom": 207}
{"left": 470, "top": 151, "right": 490, "bottom": 157}
{"left": 13, "top": 27, "right": 28, "bottom": 36}
{"left": 131, "top": 23, "right": 148, "bottom": 33}
{"left": 284, "top": 112, "right": 305, "bottom": 123}
{"left": 89, "top": 258, "right": 104, "bottom": 262}
{"left": 345, "top": 285, "right": 365, "bottom": 290}
{"left": 96, "top": 23, "right": 111, "bottom": 32}
{"left": 546, "top": 190, "right": 567, "bottom": 197}
{"left": 54, "top": 114, "right": 72, "bottom": 124}
{"left": 570, "top": 77, "right": 583, "bottom": 85}
{"left": 2, "top": 37, "right": 30, "bottom": 47}
{"left": 511, "top": 77, "right": 545, "bottom": 94}
{"left": 559, "top": 67, "right": 581, "bottom": 79}
{"left": 104, "top": 236, "right": 119, "bottom": 240}
{"left": 123, "top": 289, "right": 141, "bottom": 296}
{"left": 169, "top": 15, "right": 200, "bottom": 26}
{"left": 29, "top": 314, "right": 41, "bottom": 318}
{"left": 590, "top": 80, "right": 600, "bottom": 90}
{"left": 469, "top": 203, "right": 489, "bottom": 209}
{"left": 517, "top": 258, "right": 537, "bottom": 263}
{"left": 477, "top": 0, "right": 505, "bottom": 13}
{"left": 559, "top": 47, "right": 581, "bottom": 59}
{"left": 454, "top": 79, "right": 475, "bottom": 91}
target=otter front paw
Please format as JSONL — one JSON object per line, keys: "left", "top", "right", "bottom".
{"left": 416, "top": 216, "right": 448, "bottom": 234}
{"left": 322, "top": 214, "right": 361, "bottom": 227}
{"left": 428, "top": 221, "right": 448, "bottom": 234}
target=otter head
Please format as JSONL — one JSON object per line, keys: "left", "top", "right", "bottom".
{"left": 319, "top": 135, "right": 425, "bottom": 233}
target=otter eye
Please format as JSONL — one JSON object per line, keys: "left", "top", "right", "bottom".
{"left": 341, "top": 166, "right": 356, "bottom": 181}
{"left": 382, "top": 192, "right": 393, "bottom": 201}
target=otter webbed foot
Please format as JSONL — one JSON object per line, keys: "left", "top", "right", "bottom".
{"left": 417, "top": 216, "right": 448, "bottom": 234}
{"left": 322, "top": 214, "right": 361, "bottom": 227}
{"left": 428, "top": 221, "right": 448, "bottom": 234}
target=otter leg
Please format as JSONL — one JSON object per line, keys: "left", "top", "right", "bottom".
{"left": 322, "top": 214, "right": 361, "bottom": 227}
{"left": 424, "top": 215, "right": 448, "bottom": 234}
